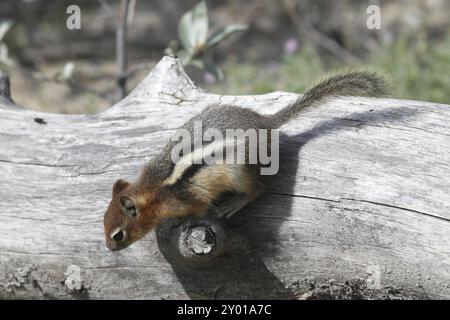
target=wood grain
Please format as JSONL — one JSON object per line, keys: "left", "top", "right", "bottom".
{"left": 0, "top": 57, "right": 449, "bottom": 299}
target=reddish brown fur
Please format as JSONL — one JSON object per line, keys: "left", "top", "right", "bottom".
{"left": 103, "top": 177, "right": 210, "bottom": 251}
{"left": 104, "top": 180, "right": 160, "bottom": 251}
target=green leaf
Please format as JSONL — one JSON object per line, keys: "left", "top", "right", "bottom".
{"left": 0, "top": 20, "right": 13, "bottom": 42}
{"left": 177, "top": 1, "right": 209, "bottom": 54}
{"left": 205, "top": 24, "right": 248, "bottom": 50}
{"left": 203, "top": 62, "right": 224, "bottom": 81}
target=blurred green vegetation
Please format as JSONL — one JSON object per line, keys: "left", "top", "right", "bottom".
{"left": 1, "top": 1, "right": 449, "bottom": 113}
{"left": 206, "top": 35, "right": 450, "bottom": 104}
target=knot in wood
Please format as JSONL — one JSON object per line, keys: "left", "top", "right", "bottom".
{"left": 182, "top": 226, "right": 216, "bottom": 255}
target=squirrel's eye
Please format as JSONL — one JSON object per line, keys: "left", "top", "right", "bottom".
{"left": 111, "top": 228, "right": 126, "bottom": 242}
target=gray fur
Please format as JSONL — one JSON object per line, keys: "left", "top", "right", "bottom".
{"left": 269, "top": 71, "right": 387, "bottom": 128}
{"left": 140, "top": 71, "right": 387, "bottom": 218}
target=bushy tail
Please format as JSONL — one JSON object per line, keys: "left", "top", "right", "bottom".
{"left": 269, "top": 71, "right": 388, "bottom": 128}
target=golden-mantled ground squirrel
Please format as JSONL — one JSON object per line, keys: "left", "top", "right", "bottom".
{"left": 103, "top": 71, "right": 386, "bottom": 251}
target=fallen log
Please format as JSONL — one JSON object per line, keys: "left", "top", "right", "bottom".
{"left": 0, "top": 56, "right": 449, "bottom": 299}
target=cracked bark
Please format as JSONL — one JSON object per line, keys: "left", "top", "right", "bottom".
{"left": 0, "top": 56, "right": 449, "bottom": 299}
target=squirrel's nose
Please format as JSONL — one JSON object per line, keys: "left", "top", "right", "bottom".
{"left": 106, "top": 242, "right": 115, "bottom": 251}
{"left": 106, "top": 241, "right": 125, "bottom": 251}
{"left": 106, "top": 239, "right": 119, "bottom": 251}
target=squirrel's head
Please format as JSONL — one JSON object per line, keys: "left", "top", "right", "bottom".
{"left": 103, "top": 178, "right": 202, "bottom": 251}
{"left": 103, "top": 179, "right": 162, "bottom": 251}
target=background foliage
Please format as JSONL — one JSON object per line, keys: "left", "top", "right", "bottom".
{"left": 0, "top": 0, "right": 449, "bottom": 113}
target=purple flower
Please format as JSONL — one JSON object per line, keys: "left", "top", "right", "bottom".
{"left": 203, "top": 72, "right": 216, "bottom": 84}
{"left": 283, "top": 37, "right": 299, "bottom": 55}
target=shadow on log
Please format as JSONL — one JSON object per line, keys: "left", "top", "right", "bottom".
{"left": 156, "top": 214, "right": 297, "bottom": 299}
{"left": 0, "top": 57, "right": 449, "bottom": 299}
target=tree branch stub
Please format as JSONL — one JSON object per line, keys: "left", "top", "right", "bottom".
{"left": 156, "top": 214, "right": 229, "bottom": 266}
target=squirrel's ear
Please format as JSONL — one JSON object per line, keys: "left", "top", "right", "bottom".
{"left": 112, "top": 179, "right": 130, "bottom": 196}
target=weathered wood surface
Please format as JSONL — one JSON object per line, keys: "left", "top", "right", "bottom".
{"left": 0, "top": 56, "right": 449, "bottom": 299}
